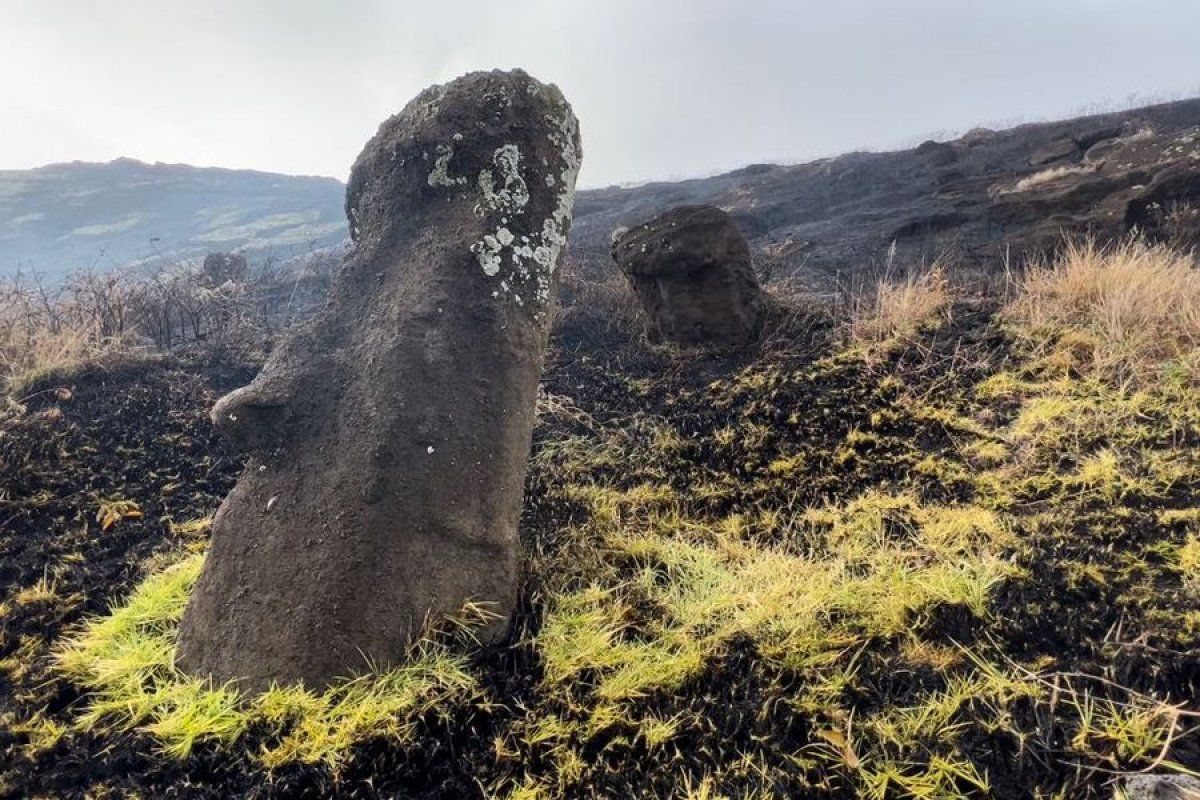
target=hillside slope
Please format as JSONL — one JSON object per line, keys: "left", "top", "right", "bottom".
{"left": 570, "top": 98, "right": 1200, "bottom": 286}
{"left": 2, "top": 99, "right": 1198, "bottom": 284}
{"left": 2, "top": 241, "right": 1198, "bottom": 798}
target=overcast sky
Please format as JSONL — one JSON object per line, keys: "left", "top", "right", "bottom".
{"left": 3, "top": 0, "right": 1199, "bottom": 188}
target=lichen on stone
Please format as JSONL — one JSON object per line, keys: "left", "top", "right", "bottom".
{"left": 467, "top": 83, "right": 580, "bottom": 317}
{"left": 427, "top": 144, "right": 467, "bottom": 188}
{"left": 477, "top": 144, "right": 530, "bottom": 215}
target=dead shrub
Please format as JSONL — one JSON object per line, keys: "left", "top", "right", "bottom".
{"left": 551, "top": 257, "right": 646, "bottom": 347}
{"left": 0, "top": 271, "right": 138, "bottom": 397}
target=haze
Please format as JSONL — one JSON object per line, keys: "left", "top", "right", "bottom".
{"left": 3, "top": 0, "right": 1199, "bottom": 188}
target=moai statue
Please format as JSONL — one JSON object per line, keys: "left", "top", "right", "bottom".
{"left": 612, "top": 204, "right": 768, "bottom": 344}
{"left": 176, "top": 69, "right": 581, "bottom": 690}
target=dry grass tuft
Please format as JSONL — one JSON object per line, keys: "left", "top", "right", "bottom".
{"left": 0, "top": 312, "right": 127, "bottom": 398}
{"left": 1004, "top": 239, "right": 1200, "bottom": 383}
{"left": 1010, "top": 164, "right": 1095, "bottom": 193}
{"left": 847, "top": 265, "right": 953, "bottom": 350}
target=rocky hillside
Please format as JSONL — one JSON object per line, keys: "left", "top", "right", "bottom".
{"left": 571, "top": 98, "right": 1200, "bottom": 287}
{"left": 0, "top": 159, "right": 346, "bottom": 280}
{"left": 3, "top": 99, "right": 1199, "bottom": 284}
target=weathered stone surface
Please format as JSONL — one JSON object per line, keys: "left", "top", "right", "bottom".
{"left": 175, "top": 69, "right": 581, "bottom": 691}
{"left": 1118, "top": 774, "right": 1200, "bottom": 799}
{"left": 1029, "top": 137, "right": 1079, "bottom": 166}
{"left": 611, "top": 204, "right": 768, "bottom": 344}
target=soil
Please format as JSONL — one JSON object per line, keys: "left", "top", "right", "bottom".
{"left": 1, "top": 306, "right": 1198, "bottom": 798}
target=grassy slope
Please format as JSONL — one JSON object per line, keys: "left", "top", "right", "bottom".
{"left": 1, "top": 242, "right": 1199, "bottom": 798}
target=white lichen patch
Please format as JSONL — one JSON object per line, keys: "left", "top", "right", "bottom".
{"left": 427, "top": 144, "right": 467, "bottom": 188}
{"left": 473, "top": 234, "right": 504, "bottom": 276}
{"left": 531, "top": 99, "right": 581, "bottom": 307}
{"left": 467, "top": 87, "right": 581, "bottom": 320}
{"left": 477, "top": 144, "right": 530, "bottom": 215}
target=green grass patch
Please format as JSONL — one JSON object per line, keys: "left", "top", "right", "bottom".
{"left": 53, "top": 551, "right": 481, "bottom": 769}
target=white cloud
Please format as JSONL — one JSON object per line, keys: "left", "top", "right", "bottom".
{"left": 1, "top": 0, "right": 1198, "bottom": 187}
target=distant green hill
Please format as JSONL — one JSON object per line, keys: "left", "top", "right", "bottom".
{"left": 0, "top": 158, "right": 347, "bottom": 279}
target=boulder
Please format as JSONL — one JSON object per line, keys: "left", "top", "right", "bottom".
{"left": 1073, "top": 122, "right": 1124, "bottom": 150}
{"left": 915, "top": 139, "right": 958, "bottom": 167}
{"left": 175, "top": 69, "right": 581, "bottom": 691}
{"left": 611, "top": 205, "right": 768, "bottom": 344}
{"left": 1118, "top": 775, "right": 1200, "bottom": 799}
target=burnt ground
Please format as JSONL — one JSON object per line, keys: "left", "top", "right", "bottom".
{"left": 1, "top": 306, "right": 1198, "bottom": 798}
{"left": 570, "top": 98, "right": 1200, "bottom": 289}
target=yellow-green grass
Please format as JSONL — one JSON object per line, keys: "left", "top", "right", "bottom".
{"left": 53, "top": 551, "right": 480, "bottom": 769}
{"left": 39, "top": 240, "right": 1200, "bottom": 797}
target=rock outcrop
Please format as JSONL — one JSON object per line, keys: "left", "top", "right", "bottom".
{"left": 175, "top": 69, "right": 581, "bottom": 691}
{"left": 611, "top": 205, "right": 767, "bottom": 344}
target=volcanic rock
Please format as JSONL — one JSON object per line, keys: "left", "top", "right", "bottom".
{"left": 1119, "top": 774, "right": 1200, "bottom": 800}
{"left": 175, "top": 69, "right": 581, "bottom": 691}
{"left": 611, "top": 204, "right": 768, "bottom": 344}
{"left": 1029, "top": 137, "right": 1079, "bottom": 166}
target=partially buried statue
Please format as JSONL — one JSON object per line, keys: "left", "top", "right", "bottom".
{"left": 176, "top": 69, "right": 581, "bottom": 691}
{"left": 612, "top": 204, "right": 768, "bottom": 345}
